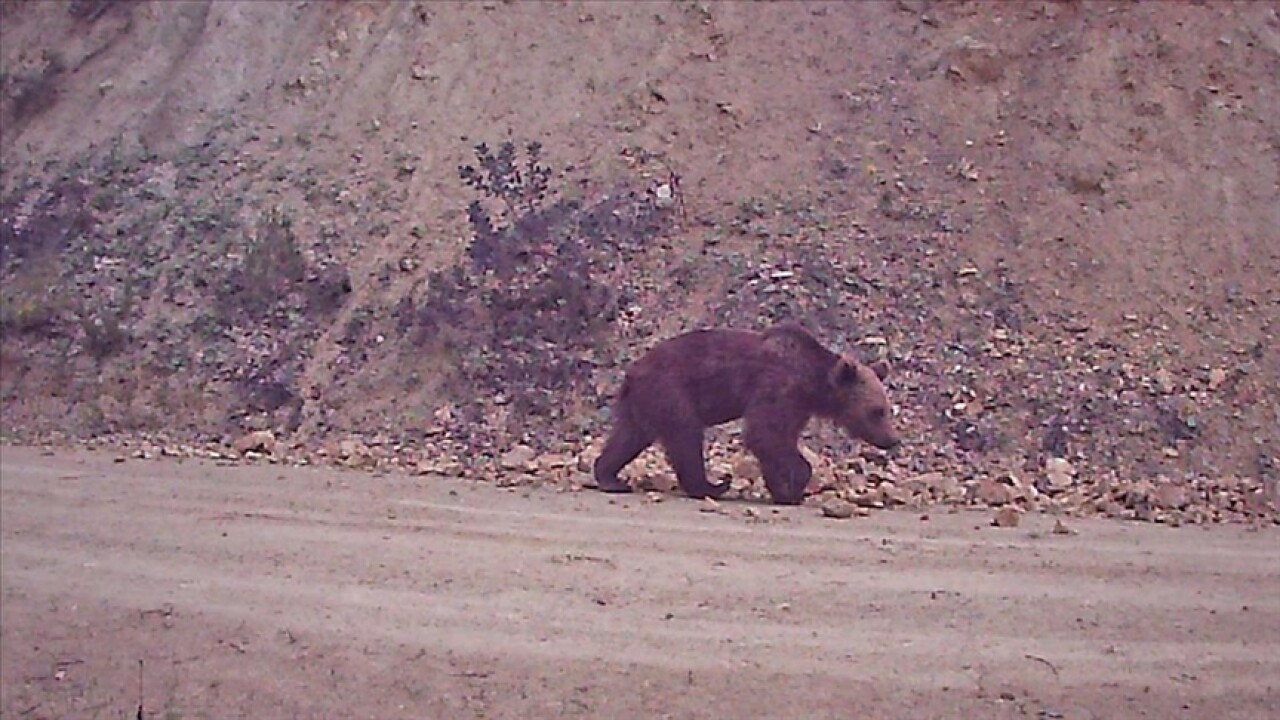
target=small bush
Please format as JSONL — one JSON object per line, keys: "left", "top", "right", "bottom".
{"left": 2, "top": 50, "right": 65, "bottom": 129}
{"left": 0, "top": 176, "right": 94, "bottom": 267}
{"left": 412, "top": 140, "right": 676, "bottom": 440}
{"left": 0, "top": 294, "right": 60, "bottom": 337}
{"left": 0, "top": 258, "right": 67, "bottom": 340}
{"left": 80, "top": 309, "right": 129, "bottom": 360}
{"left": 214, "top": 208, "right": 349, "bottom": 329}
{"left": 219, "top": 208, "right": 308, "bottom": 322}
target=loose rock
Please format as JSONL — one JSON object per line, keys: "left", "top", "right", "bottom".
{"left": 499, "top": 444, "right": 537, "bottom": 472}
{"left": 878, "top": 481, "right": 911, "bottom": 506}
{"left": 992, "top": 506, "right": 1021, "bottom": 528}
{"left": 1207, "top": 367, "right": 1229, "bottom": 390}
{"left": 821, "top": 497, "right": 856, "bottom": 519}
{"left": 233, "top": 430, "right": 277, "bottom": 456}
{"left": 945, "top": 35, "right": 1006, "bottom": 84}
{"left": 1043, "top": 457, "right": 1074, "bottom": 493}
{"left": 976, "top": 478, "right": 1014, "bottom": 506}
{"left": 1154, "top": 482, "right": 1189, "bottom": 510}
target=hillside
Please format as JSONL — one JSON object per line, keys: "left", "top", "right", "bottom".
{"left": 1, "top": 0, "right": 1276, "bottom": 524}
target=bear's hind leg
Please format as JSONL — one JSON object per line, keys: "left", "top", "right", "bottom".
{"left": 593, "top": 412, "right": 654, "bottom": 494}
{"left": 659, "top": 424, "right": 729, "bottom": 500}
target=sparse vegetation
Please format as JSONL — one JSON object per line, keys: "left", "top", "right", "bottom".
{"left": 406, "top": 140, "right": 676, "bottom": 443}
{"left": 0, "top": 291, "right": 59, "bottom": 337}
{"left": 0, "top": 121, "right": 356, "bottom": 440}
{"left": 0, "top": 1, "right": 1273, "bottom": 524}
{"left": 218, "top": 208, "right": 309, "bottom": 325}
{"left": 0, "top": 49, "right": 64, "bottom": 132}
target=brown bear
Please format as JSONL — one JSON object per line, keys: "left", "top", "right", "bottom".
{"left": 593, "top": 321, "right": 901, "bottom": 505}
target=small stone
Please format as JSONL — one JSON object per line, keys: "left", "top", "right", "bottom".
{"left": 1123, "top": 479, "right": 1156, "bottom": 508}
{"left": 821, "top": 498, "right": 856, "bottom": 519}
{"left": 1014, "top": 482, "right": 1041, "bottom": 506}
{"left": 338, "top": 438, "right": 369, "bottom": 459}
{"left": 976, "top": 478, "right": 1014, "bottom": 506}
{"left": 1154, "top": 482, "right": 1189, "bottom": 510}
{"left": 1099, "top": 500, "right": 1126, "bottom": 519}
{"left": 537, "top": 453, "right": 573, "bottom": 470}
{"left": 1207, "top": 367, "right": 1228, "bottom": 390}
{"left": 233, "top": 430, "right": 276, "bottom": 455}
{"left": 850, "top": 491, "right": 883, "bottom": 508}
{"left": 495, "top": 473, "right": 525, "bottom": 488}
{"left": 727, "top": 456, "right": 756, "bottom": 477}
{"left": 946, "top": 36, "right": 1005, "bottom": 84}
{"left": 1052, "top": 518, "right": 1074, "bottom": 535}
{"left": 635, "top": 471, "right": 677, "bottom": 493}
{"left": 992, "top": 506, "right": 1021, "bottom": 528}
{"left": 928, "top": 474, "right": 965, "bottom": 503}
{"left": 499, "top": 444, "right": 537, "bottom": 472}
{"left": 840, "top": 473, "right": 870, "bottom": 496}
{"left": 654, "top": 183, "right": 675, "bottom": 208}
{"left": 699, "top": 498, "right": 722, "bottom": 513}
{"left": 901, "top": 471, "right": 940, "bottom": 495}
{"left": 1043, "top": 457, "right": 1074, "bottom": 492}
{"left": 878, "top": 481, "right": 910, "bottom": 506}
{"left": 415, "top": 458, "right": 462, "bottom": 476}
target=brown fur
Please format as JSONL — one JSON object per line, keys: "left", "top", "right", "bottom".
{"left": 593, "top": 322, "right": 901, "bottom": 505}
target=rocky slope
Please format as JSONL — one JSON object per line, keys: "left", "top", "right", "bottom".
{"left": 1, "top": 0, "right": 1276, "bottom": 524}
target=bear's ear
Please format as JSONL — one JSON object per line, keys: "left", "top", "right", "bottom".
{"left": 829, "top": 358, "right": 860, "bottom": 387}
{"left": 869, "top": 359, "right": 891, "bottom": 381}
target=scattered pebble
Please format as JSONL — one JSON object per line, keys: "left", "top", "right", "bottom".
{"left": 992, "top": 506, "right": 1021, "bottom": 528}
{"left": 821, "top": 497, "right": 856, "bottom": 519}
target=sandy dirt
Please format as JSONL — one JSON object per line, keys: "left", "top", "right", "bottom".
{"left": 1, "top": 445, "right": 1276, "bottom": 719}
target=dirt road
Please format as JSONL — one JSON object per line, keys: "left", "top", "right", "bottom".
{"left": 1, "top": 445, "right": 1276, "bottom": 719}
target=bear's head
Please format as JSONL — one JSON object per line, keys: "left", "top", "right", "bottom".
{"left": 826, "top": 357, "right": 901, "bottom": 451}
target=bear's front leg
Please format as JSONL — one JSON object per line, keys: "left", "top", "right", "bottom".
{"left": 743, "top": 403, "right": 811, "bottom": 505}
{"left": 756, "top": 451, "right": 812, "bottom": 505}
